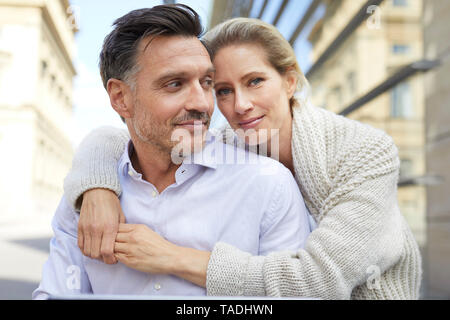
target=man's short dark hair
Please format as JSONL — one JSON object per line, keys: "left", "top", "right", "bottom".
{"left": 99, "top": 4, "right": 204, "bottom": 90}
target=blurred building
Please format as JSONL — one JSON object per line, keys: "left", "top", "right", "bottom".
{"left": 0, "top": 0, "right": 76, "bottom": 226}
{"left": 423, "top": 0, "right": 450, "bottom": 299}
{"left": 307, "top": 0, "right": 426, "bottom": 248}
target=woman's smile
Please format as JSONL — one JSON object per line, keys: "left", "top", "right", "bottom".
{"left": 238, "top": 115, "right": 265, "bottom": 130}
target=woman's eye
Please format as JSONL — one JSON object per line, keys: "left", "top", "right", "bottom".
{"left": 249, "top": 78, "right": 263, "bottom": 86}
{"left": 216, "top": 88, "right": 232, "bottom": 96}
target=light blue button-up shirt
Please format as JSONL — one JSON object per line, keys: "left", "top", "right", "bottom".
{"left": 33, "top": 136, "right": 312, "bottom": 299}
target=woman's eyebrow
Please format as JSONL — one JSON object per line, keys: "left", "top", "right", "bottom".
{"left": 214, "top": 71, "right": 266, "bottom": 87}
{"left": 242, "top": 71, "right": 266, "bottom": 79}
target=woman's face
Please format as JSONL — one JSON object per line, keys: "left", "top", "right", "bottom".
{"left": 213, "top": 43, "right": 297, "bottom": 146}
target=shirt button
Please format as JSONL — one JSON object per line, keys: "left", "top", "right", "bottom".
{"left": 152, "top": 191, "right": 157, "bottom": 198}
{"left": 181, "top": 170, "right": 186, "bottom": 174}
{"left": 154, "top": 283, "right": 161, "bottom": 291}
{"left": 128, "top": 170, "right": 134, "bottom": 177}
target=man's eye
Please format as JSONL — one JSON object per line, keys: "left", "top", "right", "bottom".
{"left": 249, "top": 78, "right": 263, "bottom": 86}
{"left": 202, "top": 78, "right": 214, "bottom": 89}
{"left": 167, "top": 81, "right": 182, "bottom": 88}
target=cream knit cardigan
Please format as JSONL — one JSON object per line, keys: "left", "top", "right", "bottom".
{"left": 63, "top": 102, "right": 422, "bottom": 300}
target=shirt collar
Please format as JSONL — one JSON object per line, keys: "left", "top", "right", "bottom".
{"left": 119, "top": 132, "right": 218, "bottom": 176}
{"left": 182, "top": 131, "right": 218, "bottom": 170}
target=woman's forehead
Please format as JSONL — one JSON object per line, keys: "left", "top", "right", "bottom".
{"left": 213, "top": 44, "right": 274, "bottom": 76}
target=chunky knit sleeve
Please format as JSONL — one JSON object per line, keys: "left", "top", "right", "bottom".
{"left": 207, "top": 170, "right": 406, "bottom": 299}
{"left": 206, "top": 106, "right": 421, "bottom": 299}
{"left": 63, "top": 126, "right": 130, "bottom": 211}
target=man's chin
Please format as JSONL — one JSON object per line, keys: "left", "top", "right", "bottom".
{"left": 170, "top": 128, "right": 207, "bottom": 164}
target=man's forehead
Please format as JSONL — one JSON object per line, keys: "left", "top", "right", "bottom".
{"left": 138, "top": 35, "right": 211, "bottom": 66}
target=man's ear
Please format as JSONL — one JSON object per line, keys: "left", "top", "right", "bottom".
{"left": 107, "top": 79, "right": 134, "bottom": 119}
{"left": 284, "top": 68, "right": 298, "bottom": 100}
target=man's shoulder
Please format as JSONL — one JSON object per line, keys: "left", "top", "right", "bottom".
{"left": 211, "top": 140, "right": 293, "bottom": 181}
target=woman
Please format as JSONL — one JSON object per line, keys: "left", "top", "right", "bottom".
{"left": 64, "top": 18, "right": 422, "bottom": 299}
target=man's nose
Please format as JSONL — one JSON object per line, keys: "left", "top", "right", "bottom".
{"left": 185, "top": 82, "right": 212, "bottom": 113}
{"left": 234, "top": 90, "right": 253, "bottom": 115}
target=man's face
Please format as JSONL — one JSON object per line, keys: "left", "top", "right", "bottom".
{"left": 129, "top": 35, "right": 215, "bottom": 154}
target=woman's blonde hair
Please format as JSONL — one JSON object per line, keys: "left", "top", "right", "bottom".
{"left": 203, "top": 17, "right": 309, "bottom": 109}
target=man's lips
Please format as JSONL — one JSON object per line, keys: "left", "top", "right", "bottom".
{"left": 238, "top": 116, "right": 265, "bottom": 129}
{"left": 176, "top": 120, "right": 207, "bottom": 125}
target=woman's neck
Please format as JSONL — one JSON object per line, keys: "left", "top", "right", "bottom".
{"left": 279, "top": 119, "right": 295, "bottom": 175}
{"left": 263, "top": 116, "right": 294, "bottom": 175}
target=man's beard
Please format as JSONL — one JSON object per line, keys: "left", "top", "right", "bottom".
{"left": 132, "top": 98, "right": 211, "bottom": 156}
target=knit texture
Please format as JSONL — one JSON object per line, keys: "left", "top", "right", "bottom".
{"left": 63, "top": 104, "right": 422, "bottom": 299}
{"left": 63, "top": 126, "right": 130, "bottom": 211}
{"left": 207, "top": 103, "right": 422, "bottom": 299}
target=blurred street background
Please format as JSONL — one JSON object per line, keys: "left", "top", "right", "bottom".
{"left": 0, "top": 0, "right": 449, "bottom": 299}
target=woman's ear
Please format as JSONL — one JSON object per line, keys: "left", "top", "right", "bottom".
{"left": 107, "top": 79, "right": 134, "bottom": 120}
{"left": 284, "top": 68, "right": 298, "bottom": 99}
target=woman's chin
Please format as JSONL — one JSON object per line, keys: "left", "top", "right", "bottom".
{"left": 235, "top": 129, "right": 271, "bottom": 147}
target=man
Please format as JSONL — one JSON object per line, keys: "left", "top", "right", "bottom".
{"left": 32, "top": 4, "right": 311, "bottom": 298}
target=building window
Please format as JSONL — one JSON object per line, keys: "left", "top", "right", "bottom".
{"left": 41, "top": 60, "right": 48, "bottom": 78}
{"left": 391, "top": 82, "right": 413, "bottom": 118}
{"left": 347, "top": 72, "right": 356, "bottom": 94}
{"left": 400, "top": 158, "right": 413, "bottom": 178}
{"left": 393, "top": 0, "right": 408, "bottom": 7}
{"left": 392, "top": 44, "right": 411, "bottom": 54}
{"left": 50, "top": 74, "right": 56, "bottom": 88}
{"left": 331, "top": 86, "right": 342, "bottom": 106}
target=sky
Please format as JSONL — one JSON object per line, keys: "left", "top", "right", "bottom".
{"left": 69, "top": 0, "right": 316, "bottom": 148}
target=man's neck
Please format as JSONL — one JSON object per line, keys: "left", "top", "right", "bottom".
{"left": 129, "top": 138, "right": 180, "bottom": 194}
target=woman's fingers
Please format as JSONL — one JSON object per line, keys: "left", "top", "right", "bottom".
{"left": 119, "top": 209, "right": 126, "bottom": 224}
{"left": 114, "top": 242, "right": 128, "bottom": 254}
{"left": 101, "top": 231, "right": 118, "bottom": 264}
{"left": 77, "top": 189, "right": 124, "bottom": 261}
{"left": 114, "top": 253, "right": 129, "bottom": 264}
{"left": 115, "top": 232, "right": 130, "bottom": 243}
{"left": 83, "top": 232, "right": 92, "bottom": 257}
{"left": 77, "top": 227, "right": 84, "bottom": 252}
{"left": 118, "top": 223, "right": 135, "bottom": 233}
{"left": 90, "top": 229, "right": 103, "bottom": 260}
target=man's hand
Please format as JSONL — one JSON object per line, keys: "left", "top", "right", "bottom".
{"left": 114, "top": 224, "right": 180, "bottom": 274}
{"left": 78, "top": 189, "right": 126, "bottom": 264}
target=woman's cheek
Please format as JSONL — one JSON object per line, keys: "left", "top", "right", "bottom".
{"left": 217, "top": 100, "right": 233, "bottom": 118}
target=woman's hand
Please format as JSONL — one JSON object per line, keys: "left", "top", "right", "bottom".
{"left": 114, "top": 224, "right": 211, "bottom": 287}
{"left": 114, "top": 224, "right": 180, "bottom": 274}
{"left": 78, "top": 188, "right": 126, "bottom": 265}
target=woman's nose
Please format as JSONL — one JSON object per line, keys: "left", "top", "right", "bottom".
{"left": 234, "top": 91, "right": 253, "bottom": 115}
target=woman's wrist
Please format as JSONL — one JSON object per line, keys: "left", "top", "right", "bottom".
{"left": 170, "top": 246, "right": 211, "bottom": 288}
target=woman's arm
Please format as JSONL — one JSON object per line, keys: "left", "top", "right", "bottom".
{"left": 112, "top": 175, "right": 403, "bottom": 297}
{"left": 63, "top": 126, "right": 129, "bottom": 264}
{"left": 114, "top": 223, "right": 211, "bottom": 287}
{"left": 64, "top": 126, "right": 130, "bottom": 210}
{"left": 205, "top": 171, "right": 407, "bottom": 299}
